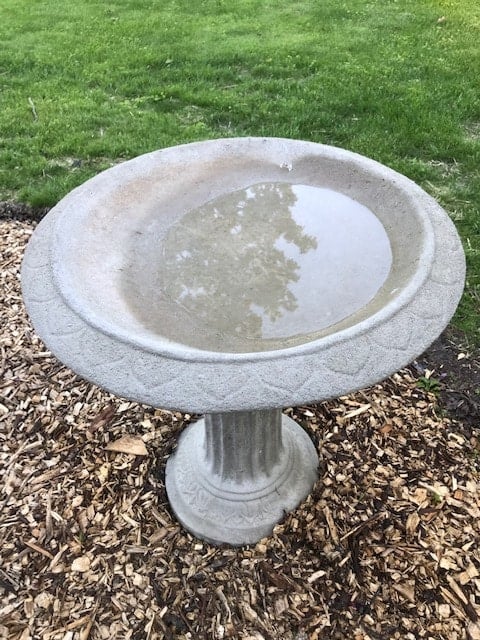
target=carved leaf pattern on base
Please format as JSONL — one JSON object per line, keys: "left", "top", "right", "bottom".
{"left": 168, "top": 418, "right": 317, "bottom": 530}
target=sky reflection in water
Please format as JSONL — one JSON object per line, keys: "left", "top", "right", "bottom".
{"left": 126, "top": 182, "right": 393, "bottom": 352}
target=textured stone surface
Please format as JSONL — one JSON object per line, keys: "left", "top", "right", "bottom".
{"left": 165, "top": 411, "right": 318, "bottom": 545}
{"left": 21, "top": 138, "right": 466, "bottom": 413}
{"left": 203, "top": 410, "right": 284, "bottom": 482}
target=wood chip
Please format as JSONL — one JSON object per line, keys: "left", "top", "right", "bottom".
{"left": 71, "top": 556, "right": 91, "bottom": 572}
{"left": 405, "top": 511, "right": 420, "bottom": 540}
{"left": 323, "top": 505, "right": 339, "bottom": 545}
{"left": 393, "top": 582, "right": 416, "bottom": 604}
{"left": 459, "top": 564, "right": 480, "bottom": 585}
{"left": 105, "top": 435, "right": 148, "bottom": 456}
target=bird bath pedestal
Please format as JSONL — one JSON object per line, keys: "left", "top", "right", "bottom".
{"left": 21, "top": 138, "right": 465, "bottom": 545}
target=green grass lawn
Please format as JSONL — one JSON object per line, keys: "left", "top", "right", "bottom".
{"left": 1, "top": 0, "right": 479, "bottom": 342}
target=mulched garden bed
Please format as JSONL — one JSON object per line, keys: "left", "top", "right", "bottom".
{"left": 1, "top": 206, "right": 479, "bottom": 640}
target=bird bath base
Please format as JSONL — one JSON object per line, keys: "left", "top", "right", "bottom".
{"left": 165, "top": 409, "right": 318, "bottom": 545}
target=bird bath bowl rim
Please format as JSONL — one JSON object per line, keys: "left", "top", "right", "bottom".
{"left": 21, "top": 137, "right": 465, "bottom": 413}
{"left": 51, "top": 139, "right": 433, "bottom": 362}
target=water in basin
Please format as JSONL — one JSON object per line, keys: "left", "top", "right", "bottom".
{"left": 124, "top": 182, "right": 392, "bottom": 352}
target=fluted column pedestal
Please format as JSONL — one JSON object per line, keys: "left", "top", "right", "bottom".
{"left": 165, "top": 410, "right": 318, "bottom": 545}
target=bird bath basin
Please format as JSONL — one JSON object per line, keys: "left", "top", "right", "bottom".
{"left": 21, "top": 138, "right": 465, "bottom": 545}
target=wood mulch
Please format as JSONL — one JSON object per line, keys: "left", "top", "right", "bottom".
{"left": 1, "top": 211, "right": 480, "bottom": 640}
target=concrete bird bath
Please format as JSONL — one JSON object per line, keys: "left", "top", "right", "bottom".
{"left": 21, "top": 138, "right": 465, "bottom": 545}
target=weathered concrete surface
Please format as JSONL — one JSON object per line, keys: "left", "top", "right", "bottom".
{"left": 21, "top": 137, "right": 465, "bottom": 413}
{"left": 165, "top": 410, "right": 318, "bottom": 545}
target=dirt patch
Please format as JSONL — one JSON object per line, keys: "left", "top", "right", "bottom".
{"left": 0, "top": 201, "right": 50, "bottom": 223}
{"left": 415, "top": 329, "right": 480, "bottom": 428}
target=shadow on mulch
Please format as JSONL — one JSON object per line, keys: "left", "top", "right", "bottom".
{"left": 3, "top": 200, "right": 479, "bottom": 428}
{"left": 414, "top": 327, "right": 480, "bottom": 429}
{"left": 0, "top": 200, "right": 50, "bottom": 222}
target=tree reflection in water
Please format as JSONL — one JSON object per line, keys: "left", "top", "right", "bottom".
{"left": 157, "top": 182, "right": 317, "bottom": 349}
